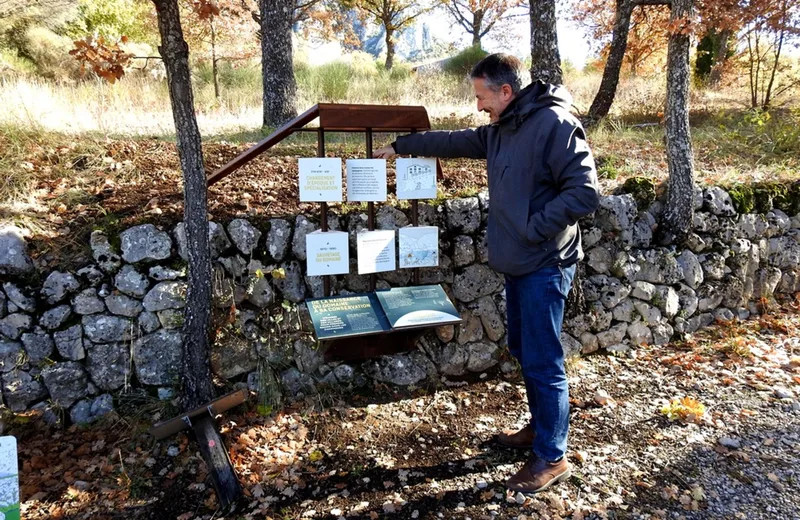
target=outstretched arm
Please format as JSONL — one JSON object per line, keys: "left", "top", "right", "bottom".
{"left": 373, "top": 127, "right": 488, "bottom": 160}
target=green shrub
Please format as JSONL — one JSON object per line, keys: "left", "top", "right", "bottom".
{"left": 727, "top": 184, "right": 755, "bottom": 214}
{"left": 443, "top": 46, "right": 488, "bottom": 77}
{"left": 296, "top": 60, "right": 352, "bottom": 101}
{"left": 621, "top": 176, "right": 656, "bottom": 209}
{"left": 193, "top": 60, "right": 260, "bottom": 91}
{"left": 16, "top": 26, "right": 79, "bottom": 79}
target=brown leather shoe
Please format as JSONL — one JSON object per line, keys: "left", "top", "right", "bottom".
{"left": 496, "top": 424, "right": 535, "bottom": 449}
{"left": 506, "top": 455, "right": 571, "bottom": 494}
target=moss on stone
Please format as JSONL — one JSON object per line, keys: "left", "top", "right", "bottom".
{"left": 621, "top": 176, "right": 656, "bottom": 210}
{"left": 727, "top": 184, "right": 755, "bottom": 214}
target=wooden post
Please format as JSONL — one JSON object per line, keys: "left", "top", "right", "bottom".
{"left": 366, "top": 128, "right": 377, "bottom": 292}
{"left": 193, "top": 414, "right": 242, "bottom": 509}
{"left": 318, "top": 128, "right": 331, "bottom": 297}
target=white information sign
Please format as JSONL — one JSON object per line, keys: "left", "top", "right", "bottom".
{"left": 357, "top": 230, "right": 396, "bottom": 274}
{"left": 399, "top": 226, "right": 439, "bottom": 268}
{"left": 306, "top": 230, "right": 349, "bottom": 276}
{"left": 0, "top": 436, "right": 19, "bottom": 519}
{"left": 346, "top": 159, "right": 387, "bottom": 202}
{"left": 396, "top": 157, "right": 437, "bottom": 200}
{"left": 299, "top": 158, "right": 343, "bottom": 202}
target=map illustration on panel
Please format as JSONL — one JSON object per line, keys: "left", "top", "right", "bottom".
{"left": 396, "top": 158, "right": 437, "bottom": 200}
{"left": 399, "top": 226, "right": 439, "bottom": 268}
{"left": 0, "top": 437, "right": 19, "bottom": 520}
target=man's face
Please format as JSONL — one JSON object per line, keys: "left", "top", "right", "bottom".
{"left": 472, "top": 77, "right": 515, "bottom": 123}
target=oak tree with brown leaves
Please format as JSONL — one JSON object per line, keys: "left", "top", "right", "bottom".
{"left": 444, "top": 0, "right": 526, "bottom": 49}
{"left": 353, "top": 0, "right": 435, "bottom": 70}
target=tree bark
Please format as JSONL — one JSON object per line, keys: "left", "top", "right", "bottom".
{"left": 529, "top": 0, "right": 562, "bottom": 84}
{"left": 707, "top": 29, "right": 730, "bottom": 87}
{"left": 210, "top": 18, "right": 220, "bottom": 100}
{"left": 384, "top": 27, "right": 395, "bottom": 70}
{"left": 588, "top": 0, "right": 634, "bottom": 122}
{"left": 472, "top": 10, "right": 483, "bottom": 48}
{"left": 660, "top": 0, "right": 695, "bottom": 244}
{"left": 152, "top": 0, "right": 215, "bottom": 411}
{"left": 261, "top": 0, "right": 297, "bottom": 127}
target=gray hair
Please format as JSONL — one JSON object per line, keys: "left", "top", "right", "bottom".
{"left": 469, "top": 53, "right": 525, "bottom": 94}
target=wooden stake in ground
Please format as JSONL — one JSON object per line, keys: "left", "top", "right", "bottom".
{"left": 151, "top": 0, "right": 242, "bottom": 508}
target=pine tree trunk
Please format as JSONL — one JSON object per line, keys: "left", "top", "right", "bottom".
{"left": 385, "top": 28, "right": 395, "bottom": 70}
{"left": 261, "top": 0, "right": 297, "bottom": 127}
{"left": 211, "top": 19, "right": 220, "bottom": 100}
{"left": 707, "top": 29, "right": 730, "bottom": 87}
{"left": 588, "top": 0, "right": 634, "bottom": 122}
{"left": 661, "top": 0, "right": 695, "bottom": 245}
{"left": 529, "top": 0, "right": 562, "bottom": 84}
{"left": 152, "top": 0, "right": 215, "bottom": 411}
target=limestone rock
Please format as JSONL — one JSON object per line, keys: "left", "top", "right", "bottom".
{"left": 41, "top": 271, "right": 81, "bottom": 305}
{"left": 121, "top": 224, "right": 172, "bottom": 263}
{"left": 466, "top": 342, "right": 499, "bottom": 372}
{"left": 41, "top": 361, "right": 89, "bottom": 408}
{"left": 653, "top": 286, "right": 680, "bottom": 318}
{"left": 0, "top": 225, "right": 34, "bottom": 276}
{"left": 54, "top": 324, "right": 85, "bottom": 361}
{"left": 0, "top": 338, "right": 22, "bottom": 373}
{"left": 273, "top": 261, "right": 306, "bottom": 303}
{"left": 143, "top": 281, "right": 187, "bottom": 312}
{"left": 267, "top": 218, "right": 292, "bottom": 261}
{"left": 703, "top": 187, "right": 736, "bottom": 217}
{"left": 453, "top": 264, "right": 503, "bottom": 303}
{"left": 90, "top": 231, "right": 122, "bottom": 273}
{"left": 453, "top": 235, "right": 475, "bottom": 267}
{"left": 72, "top": 288, "right": 105, "bottom": 315}
{"left": 0, "top": 313, "right": 32, "bottom": 339}
{"left": 133, "top": 329, "right": 183, "bottom": 385}
{"left": 105, "top": 293, "right": 144, "bottom": 317}
{"left": 114, "top": 265, "right": 149, "bottom": 297}
{"left": 627, "top": 321, "right": 652, "bottom": 346}
{"left": 228, "top": 219, "right": 262, "bottom": 255}
{"left": 445, "top": 197, "right": 481, "bottom": 234}
{"left": 2, "top": 282, "right": 36, "bottom": 312}
{"left": 595, "top": 194, "right": 637, "bottom": 232}
{"left": 82, "top": 315, "right": 133, "bottom": 343}
{"left": 40, "top": 304, "right": 72, "bottom": 330}
{"left": 149, "top": 265, "right": 185, "bottom": 281}
{"left": 21, "top": 329, "right": 54, "bottom": 363}
{"left": 363, "top": 352, "right": 435, "bottom": 386}
{"left": 70, "top": 394, "right": 114, "bottom": 425}
{"left": 677, "top": 250, "right": 704, "bottom": 289}
{"left": 86, "top": 343, "right": 130, "bottom": 391}
{"left": 1, "top": 369, "right": 47, "bottom": 411}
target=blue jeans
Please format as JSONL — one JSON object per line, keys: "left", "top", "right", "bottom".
{"left": 505, "top": 264, "right": 575, "bottom": 462}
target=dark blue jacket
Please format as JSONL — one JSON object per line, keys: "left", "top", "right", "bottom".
{"left": 394, "top": 81, "right": 600, "bottom": 276}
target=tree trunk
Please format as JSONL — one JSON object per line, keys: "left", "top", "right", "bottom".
{"left": 152, "top": 0, "right": 214, "bottom": 411}
{"left": 529, "top": 0, "right": 562, "bottom": 84}
{"left": 211, "top": 19, "right": 220, "bottom": 100}
{"left": 472, "top": 11, "right": 483, "bottom": 48}
{"left": 660, "top": 0, "right": 695, "bottom": 245}
{"left": 707, "top": 29, "right": 730, "bottom": 87}
{"left": 261, "top": 0, "right": 297, "bottom": 127}
{"left": 384, "top": 27, "right": 395, "bottom": 70}
{"left": 588, "top": 0, "right": 635, "bottom": 122}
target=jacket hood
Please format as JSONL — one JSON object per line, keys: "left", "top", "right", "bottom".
{"left": 497, "top": 80, "right": 573, "bottom": 130}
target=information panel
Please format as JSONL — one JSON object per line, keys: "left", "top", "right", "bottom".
{"left": 346, "top": 159, "right": 387, "bottom": 202}
{"left": 306, "top": 230, "right": 349, "bottom": 276}
{"left": 299, "top": 157, "right": 343, "bottom": 202}
{"left": 375, "top": 285, "right": 461, "bottom": 329}
{"left": 357, "top": 230, "right": 396, "bottom": 274}
{"left": 0, "top": 436, "right": 19, "bottom": 520}
{"left": 399, "top": 226, "right": 439, "bottom": 268}
{"left": 396, "top": 157, "right": 437, "bottom": 200}
{"left": 307, "top": 294, "right": 391, "bottom": 340}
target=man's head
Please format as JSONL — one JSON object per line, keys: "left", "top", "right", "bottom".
{"left": 469, "top": 53, "right": 525, "bottom": 123}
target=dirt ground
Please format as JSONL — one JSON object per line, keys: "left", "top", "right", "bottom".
{"left": 15, "top": 301, "right": 800, "bottom": 520}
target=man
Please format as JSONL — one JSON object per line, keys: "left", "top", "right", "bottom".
{"left": 374, "top": 53, "right": 600, "bottom": 494}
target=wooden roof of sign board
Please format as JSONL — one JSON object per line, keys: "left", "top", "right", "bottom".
{"left": 207, "top": 103, "right": 436, "bottom": 187}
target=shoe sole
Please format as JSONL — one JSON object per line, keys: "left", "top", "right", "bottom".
{"left": 509, "top": 468, "right": 572, "bottom": 495}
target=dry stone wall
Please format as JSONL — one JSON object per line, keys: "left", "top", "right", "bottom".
{"left": 1, "top": 185, "right": 799, "bottom": 424}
